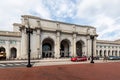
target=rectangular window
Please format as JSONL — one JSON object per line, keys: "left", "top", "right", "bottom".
{"left": 0, "top": 40, "right": 5, "bottom": 44}
{"left": 10, "top": 40, "right": 16, "bottom": 44}
{"left": 100, "top": 46, "right": 102, "bottom": 48}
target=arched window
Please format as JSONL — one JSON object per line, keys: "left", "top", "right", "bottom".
{"left": 99, "top": 50, "right": 102, "bottom": 57}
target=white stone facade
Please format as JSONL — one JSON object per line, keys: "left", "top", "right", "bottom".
{"left": 0, "top": 15, "right": 98, "bottom": 59}
{"left": 0, "top": 31, "right": 21, "bottom": 59}
{"left": 96, "top": 40, "right": 120, "bottom": 57}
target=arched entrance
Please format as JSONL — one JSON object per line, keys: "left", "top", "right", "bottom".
{"left": 42, "top": 38, "right": 54, "bottom": 58}
{"left": 96, "top": 50, "right": 98, "bottom": 56}
{"left": 104, "top": 50, "right": 106, "bottom": 56}
{"left": 10, "top": 47, "right": 17, "bottom": 59}
{"left": 76, "top": 40, "right": 84, "bottom": 56}
{"left": 112, "top": 50, "right": 114, "bottom": 56}
{"left": 99, "top": 50, "right": 102, "bottom": 57}
{"left": 60, "top": 39, "right": 70, "bottom": 58}
{"left": 108, "top": 50, "right": 110, "bottom": 56}
{"left": 0, "top": 47, "right": 6, "bottom": 59}
{"left": 115, "top": 50, "right": 117, "bottom": 56}
{"left": 0, "top": 47, "right": 5, "bottom": 53}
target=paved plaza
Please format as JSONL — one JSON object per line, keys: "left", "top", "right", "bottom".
{"left": 0, "top": 60, "right": 120, "bottom": 80}
{"left": 0, "top": 59, "right": 120, "bottom": 68}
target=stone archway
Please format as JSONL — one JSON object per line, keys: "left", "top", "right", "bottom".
{"left": 0, "top": 47, "right": 6, "bottom": 53}
{"left": 96, "top": 50, "right": 98, "bottom": 56}
{"left": 76, "top": 40, "right": 84, "bottom": 56}
{"left": 60, "top": 39, "right": 70, "bottom": 58}
{"left": 104, "top": 50, "right": 106, "bottom": 56}
{"left": 0, "top": 47, "right": 6, "bottom": 59}
{"left": 115, "top": 50, "right": 117, "bottom": 56}
{"left": 108, "top": 50, "right": 110, "bottom": 56}
{"left": 99, "top": 50, "right": 102, "bottom": 57}
{"left": 10, "top": 47, "right": 17, "bottom": 59}
{"left": 112, "top": 50, "right": 114, "bottom": 56}
{"left": 42, "top": 38, "right": 54, "bottom": 58}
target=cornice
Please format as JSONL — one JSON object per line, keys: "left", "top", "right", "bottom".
{"left": 21, "top": 15, "right": 95, "bottom": 29}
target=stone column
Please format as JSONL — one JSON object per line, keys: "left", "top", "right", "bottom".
{"left": 93, "top": 36, "right": 96, "bottom": 56}
{"left": 55, "top": 31, "right": 60, "bottom": 58}
{"left": 117, "top": 48, "right": 119, "bottom": 56}
{"left": 17, "top": 41, "right": 21, "bottom": 59}
{"left": 106, "top": 50, "right": 108, "bottom": 56}
{"left": 87, "top": 36, "right": 91, "bottom": 57}
{"left": 70, "top": 44, "right": 73, "bottom": 57}
{"left": 73, "top": 33, "right": 77, "bottom": 57}
{"left": 97, "top": 50, "right": 99, "bottom": 56}
{"left": 36, "top": 29, "right": 41, "bottom": 58}
{"left": 21, "top": 28, "right": 28, "bottom": 59}
{"left": 20, "top": 18, "right": 28, "bottom": 59}
{"left": 6, "top": 41, "right": 10, "bottom": 59}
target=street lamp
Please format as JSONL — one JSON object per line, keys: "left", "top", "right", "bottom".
{"left": 26, "top": 19, "right": 33, "bottom": 67}
{"left": 90, "top": 35, "right": 94, "bottom": 63}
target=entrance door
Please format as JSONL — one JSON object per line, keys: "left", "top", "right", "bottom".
{"left": 60, "top": 39, "right": 70, "bottom": 58}
{"left": 11, "top": 47, "right": 17, "bottom": 58}
{"left": 42, "top": 43, "right": 52, "bottom": 58}
{"left": 76, "top": 41, "right": 83, "bottom": 56}
{"left": 42, "top": 38, "right": 54, "bottom": 58}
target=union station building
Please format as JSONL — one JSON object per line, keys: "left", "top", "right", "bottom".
{"left": 0, "top": 15, "right": 120, "bottom": 60}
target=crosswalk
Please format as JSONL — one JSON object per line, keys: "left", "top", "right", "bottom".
{"left": 0, "top": 62, "right": 35, "bottom": 68}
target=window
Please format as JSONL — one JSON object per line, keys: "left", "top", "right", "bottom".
{"left": 10, "top": 40, "right": 16, "bottom": 44}
{"left": 0, "top": 40, "right": 5, "bottom": 44}
{"left": 100, "top": 46, "right": 102, "bottom": 48}
{"left": 96, "top": 45, "right": 98, "bottom": 48}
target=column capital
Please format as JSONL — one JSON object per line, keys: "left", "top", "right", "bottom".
{"left": 73, "top": 33, "right": 77, "bottom": 38}
{"left": 35, "top": 28, "right": 41, "bottom": 35}
{"left": 19, "top": 25, "right": 26, "bottom": 32}
{"left": 56, "top": 31, "right": 61, "bottom": 37}
{"left": 37, "top": 20, "right": 41, "bottom": 28}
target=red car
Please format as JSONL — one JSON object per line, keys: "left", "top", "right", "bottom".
{"left": 71, "top": 56, "right": 87, "bottom": 62}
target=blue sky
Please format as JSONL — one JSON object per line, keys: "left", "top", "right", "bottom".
{"left": 0, "top": 0, "right": 120, "bottom": 40}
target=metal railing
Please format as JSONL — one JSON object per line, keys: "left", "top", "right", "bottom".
{"left": 60, "top": 51, "right": 71, "bottom": 58}
{"left": 42, "top": 51, "right": 54, "bottom": 58}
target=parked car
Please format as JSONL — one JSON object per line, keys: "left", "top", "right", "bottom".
{"left": 71, "top": 56, "right": 87, "bottom": 62}
{"left": 0, "top": 52, "right": 6, "bottom": 60}
{"left": 108, "top": 56, "right": 120, "bottom": 60}
{"left": 88, "top": 56, "right": 100, "bottom": 60}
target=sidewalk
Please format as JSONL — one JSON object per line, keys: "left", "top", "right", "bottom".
{"left": 0, "top": 58, "right": 120, "bottom": 67}
{"left": 0, "top": 58, "right": 70, "bottom": 63}
{"left": 33, "top": 59, "right": 120, "bottom": 67}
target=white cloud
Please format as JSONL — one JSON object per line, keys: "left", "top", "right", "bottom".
{"left": 76, "top": 0, "right": 120, "bottom": 40}
{"left": 0, "top": 0, "right": 51, "bottom": 31}
{"left": 0, "top": 0, "right": 120, "bottom": 40}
